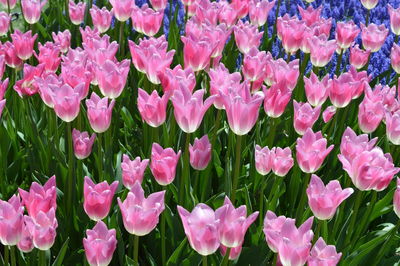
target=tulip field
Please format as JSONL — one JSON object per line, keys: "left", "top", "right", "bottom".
{"left": 3, "top": 0, "right": 400, "bottom": 265}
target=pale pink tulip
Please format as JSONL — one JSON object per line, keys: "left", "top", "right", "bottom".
{"left": 72, "top": 129, "right": 96, "bottom": 160}
{"left": 242, "top": 47, "right": 268, "bottom": 82}
{"left": 13, "top": 63, "right": 45, "bottom": 97}
{"left": 52, "top": 30, "right": 71, "bottom": 53}
{"left": 394, "top": 178, "right": 400, "bottom": 218}
{"left": 293, "top": 101, "right": 321, "bottom": 135}
{"left": 121, "top": 154, "right": 149, "bottom": 189}
{"left": 255, "top": 145, "right": 273, "bottom": 175}
{"left": 304, "top": 72, "right": 331, "bottom": 107}
{"left": 358, "top": 96, "right": 384, "bottom": 133}
{"left": 181, "top": 34, "right": 214, "bottom": 72}
{"left": 277, "top": 15, "right": 305, "bottom": 54}
{"left": 2, "top": 42, "right": 23, "bottom": 69}
{"left": 234, "top": 20, "right": 263, "bottom": 54}
{"left": 150, "top": 143, "right": 181, "bottom": 186}
{"left": 249, "top": 0, "right": 275, "bottom": 27}
{"left": 388, "top": 4, "right": 400, "bottom": 35}
{"left": 386, "top": 111, "right": 400, "bottom": 145}
{"left": 51, "top": 83, "right": 83, "bottom": 122}
{"left": 34, "top": 42, "right": 61, "bottom": 73}
{"left": 0, "top": 195, "right": 24, "bottom": 246}
{"left": 309, "top": 35, "right": 337, "bottom": 67}
{"left": 90, "top": 5, "right": 113, "bottom": 33}
{"left": 329, "top": 73, "right": 360, "bottom": 108}
{"left": 96, "top": 59, "right": 130, "bottom": 99}
{"left": 360, "top": 23, "right": 388, "bottom": 52}
{"left": 159, "top": 65, "right": 196, "bottom": 93}
{"left": 322, "top": 106, "right": 336, "bottom": 123}
{"left": 69, "top": 0, "right": 86, "bottom": 25}
{"left": 391, "top": 43, "right": 400, "bottom": 74}
{"left": 0, "top": 12, "right": 10, "bottom": 36}
{"left": 335, "top": 21, "right": 360, "bottom": 50}
{"left": 17, "top": 218, "right": 34, "bottom": 253}
{"left": 349, "top": 44, "right": 370, "bottom": 70}
{"left": 308, "top": 238, "right": 342, "bottom": 266}
{"left": 189, "top": 135, "right": 212, "bottom": 170}
{"left": 263, "top": 81, "right": 292, "bottom": 118}
{"left": 86, "top": 92, "right": 115, "bottom": 133}
{"left": 137, "top": 89, "right": 171, "bottom": 127}
{"left": 131, "top": 4, "right": 164, "bottom": 37}
{"left": 11, "top": 30, "right": 37, "bottom": 60}
{"left": 109, "top": 0, "right": 134, "bottom": 22}
{"left": 21, "top": 0, "right": 47, "bottom": 24}
{"left": 24, "top": 208, "right": 57, "bottom": 250}
{"left": 272, "top": 147, "right": 294, "bottom": 177}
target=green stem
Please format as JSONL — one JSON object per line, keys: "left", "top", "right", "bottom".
{"left": 372, "top": 219, "right": 400, "bottom": 265}
{"left": 161, "top": 187, "right": 166, "bottom": 266}
{"left": 134, "top": 235, "right": 139, "bottom": 264}
{"left": 365, "top": 9, "right": 370, "bottom": 26}
{"left": 259, "top": 182, "right": 267, "bottom": 227}
{"left": 344, "top": 190, "right": 363, "bottom": 247}
{"left": 97, "top": 134, "right": 103, "bottom": 182}
{"left": 211, "top": 110, "right": 222, "bottom": 147}
{"left": 313, "top": 221, "right": 322, "bottom": 243}
{"left": 335, "top": 49, "right": 343, "bottom": 76}
{"left": 6, "top": 0, "right": 13, "bottom": 33}
{"left": 395, "top": 35, "right": 399, "bottom": 44}
{"left": 272, "top": 0, "right": 281, "bottom": 39}
{"left": 4, "top": 245, "right": 9, "bottom": 266}
{"left": 221, "top": 247, "right": 231, "bottom": 266}
{"left": 295, "top": 173, "right": 311, "bottom": 221}
{"left": 321, "top": 220, "right": 328, "bottom": 242}
{"left": 67, "top": 123, "right": 74, "bottom": 217}
{"left": 119, "top": 21, "right": 124, "bottom": 57}
{"left": 202, "top": 256, "right": 208, "bottom": 266}
{"left": 38, "top": 250, "right": 46, "bottom": 266}
{"left": 231, "top": 135, "right": 243, "bottom": 203}
{"left": 9, "top": 246, "right": 15, "bottom": 266}
{"left": 267, "top": 119, "right": 277, "bottom": 147}
{"left": 267, "top": 176, "right": 283, "bottom": 212}
{"left": 179, "top": 133, "right": 190, "bottom": 205}
{"left": 286, "top": 52, "right": 291, "bottom": 63}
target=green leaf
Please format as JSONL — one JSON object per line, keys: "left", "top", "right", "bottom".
{"left": 166, "top": 238, "right": 188, "bottom": 265}
{"left": 51, "top": 237, "right": 69, "bottom": 266}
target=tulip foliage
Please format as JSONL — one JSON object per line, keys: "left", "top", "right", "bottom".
{"left": 2, "top": 0, "right": 400, "bottom": 265}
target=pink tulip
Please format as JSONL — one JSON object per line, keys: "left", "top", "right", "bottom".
{"left": 201, "top": 23, "right": 232, "bottom": 58}
{"left": 0, "top": 99, "right": 5, "bottom": 118}
{"left": 61, "top": 48, "right": 94, "bottom": 90}
{"left": 335, "top": 21, "right": 360, "bottom": 50}
{"left": 220, "top": 244, "right": 242, "bottom": 260}
{"left": 270, "top": 58, "right": 300, "bottom": 90}
{"left": 255, "top": 145, "right": 273, "bottom": 175}
{"left": 86, "top": 92, "right": 115, "bottom": 133}
{"left": 17, "top": 218, "right": 34, "bottom": 253}
{"left": 249, "top": 0, "right": 275, "bottom": 27}
{"left": 309, "top": 35, "right": 337, "bottom": 67}
{"left": 218, "top": 1, "right": 238, "bottom": 27}
{"left": 0, "top": 78, "right": 7, "bottom": 100}
{"left": 349, "top": 44, "right": 370, "bottom": 70}
{"left": 194, "top": 0, "right": 220, "bottom": 25}
{"left": 159, "top": 65, "right": 196, "bottom": 93}
{"left": 388, "top": 4, "right": 400, "bottom": 35}
{"left": 308, "top": 238, "right": 342, "bottom": 266}
{"left": 109, "top": 0, "right": 134, "bottom": 22}
{"left": 118, "top": 182, "right": 165, "bottom": 236}
{"left": 293, "top": 101, "right": 321, "bottom": 135}
{"left": 349, "top": 66, "right": 370, "bottom": 99}
{"left": 298, "top": 5, "right": 322, "bottom": 26}
{"left": 263, "top": 81, "right": 292, "bottom": 118}
{"left": 0, "top": 0, "right": 16, "bottom": 9}
{"left": 35, "top": 73, "right": 63, "bottom": 108}
{"left": 296, "top": 128, "right": 334, "bottom": 173}
{"left": 129, "top": 36, "right": 167, "bottom": 73}
{"left": 272, "top": 147, "right": 294, "bottom": 177}
{"left": 51, "top": 83, "right": 83, "bottom": 122}
{"left": 189, "top": 135, "right": 212, "bottom": 170}
{"left": 83, "top": 221, "right": 117, "bottom": 266}
{"left": 52, "top": 30, "right": 71, "bottom": 53}
{"left": 0, "top": 195, "right": 24, "bottom": 246}
{"left": 339, "top": 127, "right": 377, "bottom": 161}
{"left": 231, "top": 0, "right": 249, "bottom": 19}
{"left": 277, "top": 15, "right": 305, "bottom": 54}
{"left": 391, "top": 43, "right": 400, "bottom": 74}
{"left": 386, "top": 111, "right": 400, "bottom": 145}
{"left": 69, "top": 0, "right": 86, "bottom": 25}
{"left": 149, "top": 0, "right": 167, "bottom": 10}
{"left": 90, "top": 5, "right": 113, "bottom": 33}
{"left": 358, "top": 96, "right": 384, "bottom": 133}
{"left": 263, "top": 211, "right": 295, "bottom": 252}
{"left": 96, "top": 59, "right": 130, "bottom": 99}
{"left": 11, "top": 30, "right": 37, "bottom": 60}
{"left": 181, "top": 34, "right": 214, "bottom": 72}
{"left": 13, "top": 63, "right": 45, "bottom": 97}
{"left": 322, "top": 106, "right": 336, "bottom": 123}
{"left": 0, "top": 12, "right": 10, "bottom": 36}
{"left": 121, "top": 154, "right": 149, "bottom": 189}
{"left": 83, "top": 177, "right": 118, "bottom": 221}
{"left": 360, "top": 23, "right": 388, "bottom": 52}
{"left": 365, "top": 84, "right": 396, "bottom": 111}
{"left": 242, "top": 47, "right": 268, "bottom": 82}
{"left": 83, "top": 36, "right": 119, "bottom": 66}
{"left": 21, "top": 0, "right": 47, "bottom": 24}
{"left": 24, "top": 208, "right": 57, "bottom": 250}
{"left": 306, "top": 174, "right": 354, "bottom": 220}
{"left": 360, "top": 0, "right": 378, "bottom": 10}
{"left": 80, "top": 26, "right": 100, "bottom": 47}
{"left": 171, "top": 86, "right": 215, "bottom": 133}
{"left": 137, "top": 88, "right": 170, "bottom": 127}
{"left": 329, "top": 73, "right": 359, "bottom": 108}
{"left": 2, "top": 42, "right": 23, "bottom": 69}
{"left": 0, "top": 55, "right": 5, "bottom": 80}
{"left": 234, "top": 20, "right": 263, "bottom": 54}
{"left": 131, "top": 4, "right": 164, "bottom": 37}
{"left": 304, "top": 72, "right": 330, "bottom": 107}
{"left": 394, "top": 178, "right": 400, "bottom": 218}
{"left": 178, "top": 203, "right": 222, "bottom": 256}
{"left": 216, "top": 197, "right": 258, "bottom": 248}
{"left": 34, "top": 42, "right": 61, "bottom": 73}
{"left": 72, "top": 129, "right": 96, "bottom": 160}
{"left": 150, "top": 143, "right": 181, "bottom": 186}
{"left": 221, "top": 82, "right": 264, "bottom": 135}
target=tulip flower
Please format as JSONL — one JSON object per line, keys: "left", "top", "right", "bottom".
{"left": 293, "top": 101, "right": 321, "bottom": 135}
{"left": 11, "top": 30, "right": 37, "bottom": 60}
{"left": 159, "top": 65, "right": 196, "bottom": 93}
{"left": 83, "top": 177, "right": 118, "bottom": 221}
{"left": 358, "top": 96, "right": 384, "bottom": 133}
{"left": 121, "top": 154, "right": 149, "bottom": 189}
{"left": 277, "top": 15, "right": 305, "bottom": 54}
{"left": 69, "top": 0, "right": 85, "bottom": 25}
{"left": 149, "top": 0, "right": 167, "bottom": 11}
{"left": 96, "top": 59, "right": 130, "bottom": 99}
{"left": 391, "top": 43, "right": 400, "bottom": 74}
{"left": 21, "top": 0, "right": 47, "bottom": 24}
{"left": 272, "top": 147, "right": 294, "bottom": 177}
{"left": 131, "top": 4, "right": 164, "bottom": 37}
{"left": 2, "top": 42, "right": 23, "bottom": 69}
{"left": 83, "top": 221, "right": 117, "bottom": 266}
{"left": 129, "top": 36, "right": 168, "bottom": 73}
{"left": 361, "top": 0, "right": 378, "bottom": 10}
{"left": 34, "top": 42, "right": 61, "bottom": 73}
{"left": 109, "top": 0, "right": 134, "bottom": 22}
{"left": 304, "top": 72, "right": 331, "bottom": 107}
{"left": 231, "top": 0, "right": 249, "bottom": 18}
{"left": 255, "top": 145, "right": 273, "bottom": 175}
{"left": 0, "top": 195, "right": 24, "bottom": 246}
{"left": 322, "top": 106, "right": 336, "bottom": 123}
{"left": 329, "top": 73, "right": 360, "bottom": 108}
{"left": 308, "top": 238, "right": 342, "bottom": 266}
{"left": 248, "top": 0, "right": 275, "bottom": 27}
{"left": 150, "top": 143, "right": 181, "bottom": 186}
{"left": 360, "top": 23, "right": 389, "bottom": 52}
{"left": 193, "top": 0, "right": 220, "bottom": 24}
{"left": 189, "top": 135, "right": 212, "bottom": 170}
{"left": 90, "top": 5, "right": 113, "bottom": 33}
{"left": 0, "top": 55, "right": 5, "bottom": 81}
{"left": 270, "top": 58, "right": 300, "bottom": 90}
{"left": 171, "top": 86, "right": 216, "bottom": 133}
{"left": 263, "top": 211, "right": 296, "bottom": 252}
{"left": 218, "top": 1, "right": 238, "bottom": 27}
{"left": 296, "top": 128, "right": 334, "bottom": 173}
{"left": 178, "top": 203, "right": 222, "bottom": 256}
{"left": 0, "top": 0, "right": 16, "bottom": 9}
{"left": 86, "top": 92, "right": 115, "bottom": 133}
{"left": 298, "top": 5, "right": 322, "bottom": 26}
{"left": 386, "top": 111, "right": 400, "bottom": 145}
{"left": 52, "top": 30, "right": 71, "bottom": 53}
{"left": 335, "top": 21, "right": 360, "bottom": 50}
{"left": 309, "top": 35, "right": 337, "bottom": 67}
{"left": 181, "top": 34, "right": 214, "bottom": 72}
{"left": 0, "top": 99, "right": 5, "bottom": 118}
{"left": 234, "top": 20, "right": 263, "bottom": 54}
{"left": 51, "top": 83, "right": 83, "bottom": 122}
{"left": 220, "top": 244, "right": 242, "bottom": 260}
{"left": 388, "top": 4, "right": 400, "bottom": 36}
{"left": 263, "top": 81, "right": 292, "bottom": 118}
{"left": 307, "top": 174, "right": 354, "bottom": 220}
{"left": 25, "top": 208, "right": 58, "bottom": 250}
{"left": 349, "top": 44, "right": 370, "bottom": 70}
{"left": 0, "top": 12, "right": 10, "bottom": 36}
{"left": 17, "top": 218, "right": 34, "bottom": 253}
{"left": 137, "top": 89, "right": 171, "bottom": 128}
{"left": 394, "top": 178, "right": 400, "bottom": 218}
{"left": 339, "top": 127, "right": 377, "bottom": 161}
{"left": 242, "top": 47, "right": 268, "bottom": 82}
{"left": 72, "top": 129, "right": 96, "bottom": 160}
{"left": 35, "top": 73, "right": 63, "bottom": 108}
{"left": 13, "top": 63, "right": 45, "bottom": 97}
{"left": 118, "top": 182, "right": 165, "bottom": 236}
{"left": 18, "top": 176, "right": 57, "bottom": 218}
{"left": 0, "top": 78, "right": 7, "bottom": 100}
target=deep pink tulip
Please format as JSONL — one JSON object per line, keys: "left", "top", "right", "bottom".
{"left": 181, "top": 34, "right": 214, "bottom": 72}
{"left": 90, "top": 5, "right": 113, "bottom": 34}
{"left": 52, "top": 30, "right": 71, "bottom": 53}
{"left": 216, "top": 197, "right": 258, "bottom": 248}
{"left": 277, "top": 15, "right": 305, "bottom": 54}
{"left": 335, "top": 21, "right": 360, "bottom": 50}
{"left": 388, "top": 4, "right": 400, "bottom": 35}
{"left": 159, "top": 65, "right": 196, "bottom": 93}
{"left": 386, "top": 111, "right": 400, "bottom": 145}
{"left": 309, "top": 35, "right": 337, "bottom": 67}
{"left": 83, "top": 221, "right": 117, "bottom": 266}
{"left": 298, "top": 5, "right": 322, "bottom": 26}
{"left": 11, "top": 30, "right": 37, "bottom": 60}
{"left": 0, "top": 12, "right": 10, "bottom": 36}
{"left": 132, "top": 4, "right": 164, "bottom": 37}
{"left": 2, "top": 42, "right": 23, "bottom": 69}
{"left": 255, "top": 144, "right": 273, "bottom": 175}
{"left": 349, "top": 44, "right": 370, "bottom": 70}
{"left": 96, "top": 59, "right": 130, "bottom": 99}
{"left": 272, "top": 147, "right": 294, "bottom": 177}
{"left": 24, "top": 208, "right": 57, "bottom": 250}
{"left": 150, "top": 143, "right": 181, "bottom": 186}
{"left": 394, "top": 178, "right": 400, "bottom": 218}
{"left": 220, "top": 244, "right": 242, "bottom": 260}
{"left": 358, "top": 96, "right": 384, "bottom": 133}
{"left": 361, "top": 0, "right": 378, "bottom": 9}
{"left": 293, "top": 100, "right": 321, "bottom": 135}
{"left": 322, "top": 106, "right": 336, "bottom": 123}
{"left": 0, "top": 195, "right": 24, "bottom": 246}
{"left": 121, "top": 154, "right": 149, "bottom": 189}
{"left": 51, "top": 83, "right": 83, "bottom": 122}
{"left": 360, "top": 23, "right": 388, "bottom": 52}
{"left": 329, "top": 73, "right": 359, "bottom": 108}
{"left": 218, "top": 0, "right": 238, "bottom": 27}
{"left": 171, "top": 86, "right": 215, "bottom": 133}
{"left": 34, "top": 42, "right": 61, "bottom": 73}
{"left": 189, "top": 135, "right": 212, "bottom": 170}
{"left": 242, "top": 47, "right": 268, "bottom": 82}
{"left": 308, "top": 238, "right": 342, "bottom": 266}
{"left": 13, "top": 63, "right": 45, "bottom": 97}
{"left": 263, "top": 82, "right": 292, "bottom": 118}
{"left": 391, "top": 43, "right": 400, "bottom": 74}
{"left": 249, "top": 0, "right": 275, "bottom": 27}
{"left": 296, "top": 128, "right": 334, "bottom": 173}
{"left": 304, "top": 72, "right": 330, "bottom": 107}
{"left": 137, "top": 88, "right": 170, "bottom": 127}
{"left": 17, "top": 218, "right": 34, "bottom": 253}
{"left": 221, "top": 82, "right": 264, "bottom": 135}
{"left": 83, "top": 177, "right": 118, "bottom": 221}
{"left": 72, "top": 129, "right": 96, "bottom": 160}
{"left": 178, "top": 203, "right": 222, "bottom": 256}
{"left": 109, "top": 0, "right": 134, "bottom": 22}
{"left": 270, "top": 58, "right": 300, "bottom": 90}
{"left": 0, "top": 0, "right": 16, "bottom": 9}
{"left": 21, "top": 0, "right": 47, "bottom": 24}
{"left": 306, "top": 174, "right": 354, "bottom": 220}
{"left": 118, "top": 182, "right": 165, "bottom": 236}
{"left": 86, "top": 92, "right": 115, "bottom": 133}
{"left": 234, "top": 20, "right": 263, "bottom": 54}
{"left": 69, "top": 0, "right": 86, "bottom": 25}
